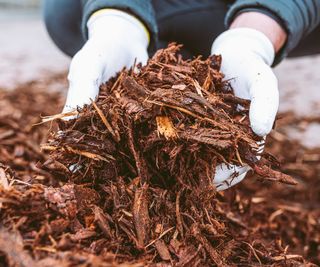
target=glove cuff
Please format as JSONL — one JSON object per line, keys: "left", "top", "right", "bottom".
{"left": 87, "top": 9, "right": 149, "bottom": 49}
{"left": 211, "top": 28, "right": 275, "bottom": 66}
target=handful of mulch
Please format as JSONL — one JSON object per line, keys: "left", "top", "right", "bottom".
{"left": 39, "top": 44, "right": 296, "bottom": 265}
{"left": 43, "top": 44, "right": 294, "bottom": 186}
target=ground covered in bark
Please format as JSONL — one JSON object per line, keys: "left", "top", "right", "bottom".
{"left": 0, "top": 45, "right": 319, "bottom": 266}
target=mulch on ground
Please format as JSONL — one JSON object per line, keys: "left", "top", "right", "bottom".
{"left": 0, "top": 45, "right": 319, "bottom": 267}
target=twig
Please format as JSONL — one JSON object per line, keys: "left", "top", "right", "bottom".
{"left": 91, "top": 100, "right": 120, "bottom": 142}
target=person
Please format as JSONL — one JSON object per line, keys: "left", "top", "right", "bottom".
{"left": 43, "top": 0, "right": 320, "bottom": 190}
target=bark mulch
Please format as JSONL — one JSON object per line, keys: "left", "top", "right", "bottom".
{"left": 0, "top": 44, "right": 318, "bottom": 266}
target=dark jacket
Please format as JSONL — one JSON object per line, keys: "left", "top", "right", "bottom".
{"left": 81, "top": 0, "right": 320, "bottom": 64}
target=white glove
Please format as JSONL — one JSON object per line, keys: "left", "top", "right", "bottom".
{"left": 63, "top": 9, "right": 149, "bottom": 114}
{"left": 211, "top": 28, "right": 279, "bottom": 190}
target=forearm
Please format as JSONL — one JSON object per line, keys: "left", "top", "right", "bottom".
{"left": 230, "top": 12, "right": 287, "bottom": 53}
{"left": 226, "top": 1, "right": 320, "bottom": 64}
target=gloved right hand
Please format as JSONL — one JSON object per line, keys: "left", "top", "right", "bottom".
{"left": 63, "top": 9, "right": 149, "bottom": 115}
{"left": 211, "top": 28, "right": 279, "bottom": 191}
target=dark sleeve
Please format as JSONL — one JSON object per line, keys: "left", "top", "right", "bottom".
{"left": 81, "top": 0, "right": 158, "bottom": 52}
{"left": 225, "top": 0, "right": 320, "bottom": 65}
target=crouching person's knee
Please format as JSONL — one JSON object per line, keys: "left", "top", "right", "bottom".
{"left": 43, "top": 0, "right": 84, "bottom": 57}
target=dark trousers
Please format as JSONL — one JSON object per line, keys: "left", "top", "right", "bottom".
{"left": 43, "top": 0, "right": 320, "bottom": 59}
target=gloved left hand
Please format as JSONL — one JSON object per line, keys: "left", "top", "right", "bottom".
{"left": 63, "top": 9, "right": 149, "bottom": 115}
{"left": 210, "top": 28, "right": 279, "bottom": 190}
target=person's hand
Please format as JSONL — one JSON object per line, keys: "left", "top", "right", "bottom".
{"left": 211, "top": 28, "right": 279, "bottom": 190}
{"left": 63, "top": 9, "right": 149, "bottom": 115}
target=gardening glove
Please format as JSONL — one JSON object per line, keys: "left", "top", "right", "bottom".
{"left": 62, "top": 9, "right": 149, "bottom": 115}
{"left": 211, "top": 28, "right": 279, "bottom": 190}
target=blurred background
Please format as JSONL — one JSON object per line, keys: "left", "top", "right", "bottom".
{"left": 0, "top": 0, "right": 319, "bottom": 147}
{"left": 0, "top": 0, "right": 40, "bottom": 7}
{"left": 0, "top": 0, "right": 69, "bottom": 90}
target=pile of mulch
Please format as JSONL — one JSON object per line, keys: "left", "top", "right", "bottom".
{"left": 0, "top": 45, "right": 319, "bottom": 266}
{"left": 0, "top": 78, "right": 64, "bottom": 182}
